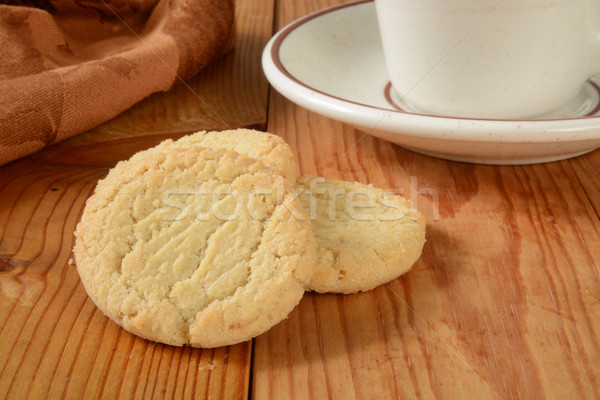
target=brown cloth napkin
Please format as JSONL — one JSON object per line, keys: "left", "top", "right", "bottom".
{"left": 0, "top": 0, "right": 235, "bottom": 165}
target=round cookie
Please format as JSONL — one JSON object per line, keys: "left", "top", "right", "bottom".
{"left": 296, "top": 176, "right": 426, "bottom": 294}
{"left": 74, "top": 146, "right": 315, "bottom": 347}
{"left": 128, "top": 129, "right": 298, "bottom": 183}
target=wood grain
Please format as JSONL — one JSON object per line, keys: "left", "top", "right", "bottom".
{"left": 252, "top": 1, "right": 600, "bottom": 399}
{"left": 570, "top": 151, "right": 600, "bottom": 217}
{"left": 0, "top": 139, "right": 254, "bottom": 400}
{"left": 258, "top": 99, "right": 600, "bottom": 399}
{"left": 1, "top": 0, "right": 600, "bottom": 399}
{"left": 0, "top": 0, "right": 272, "bottom": 398}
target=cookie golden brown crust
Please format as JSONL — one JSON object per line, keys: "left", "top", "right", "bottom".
{"left": 124, "top": 129, "right": 298, "bottom": 183}
{"left": 179, "top": 129, "right": 298, "bottom": 183}
{"left": 296, "top": 176, "right": 426, "bottom": 294}
{"left": 74, "top": 146, "right": 315, "bottom": 347}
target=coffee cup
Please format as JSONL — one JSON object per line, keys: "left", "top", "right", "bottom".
{"left": 374, "top": 0, "right": 600, "bottom": 119}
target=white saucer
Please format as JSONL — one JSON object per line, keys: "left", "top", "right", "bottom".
{"left": 262, "top": 0, "right": 600, "bottom": 164}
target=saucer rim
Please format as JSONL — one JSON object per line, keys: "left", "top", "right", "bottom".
{"left": 262, "top": 0, "right": 600, "bottom": 162}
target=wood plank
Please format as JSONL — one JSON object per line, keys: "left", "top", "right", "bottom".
{"left": 0, "top": 0, "right": 273, "bottom": 398}
{"left": 570, "top": 150, "right": 600, "bottom": 217}
{"left": 0, "top": 159, "right": 253, "bottom": 400}
{"left": 2, "top": 0, "right": 600, "bottom": 398}
{"left": 254, "top": 1, "right": 600, "bottom": 397}
{"left": 257, "top": 93, "right": 600, "bottom": 399}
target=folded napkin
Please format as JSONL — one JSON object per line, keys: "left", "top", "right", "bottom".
{"left": 0, "top": 0, "right": 235, "bottom": 165}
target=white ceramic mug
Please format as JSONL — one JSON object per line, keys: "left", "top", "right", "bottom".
{"left": 374, "top": 0, "right": 600, "bottom": 119}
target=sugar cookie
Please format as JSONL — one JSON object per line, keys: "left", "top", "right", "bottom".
{"left": 74, "top": 147, "right": 315, "bottom": 347}
{"left": 296, "top": 176, "right": 425, "bottom": 294}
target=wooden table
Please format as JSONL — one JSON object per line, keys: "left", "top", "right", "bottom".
{"left": 1, "top": 0, "right": 599, "bottom": 398}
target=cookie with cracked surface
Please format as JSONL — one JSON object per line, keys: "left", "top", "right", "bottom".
{"left": 125, "top": 129, "right": 298, "bottom": 183}
{"left": 296, "top": 176, "right": 426, "bottom": 294}
{"left": 74, "top": 146, "right": 315, "bottom": 347}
